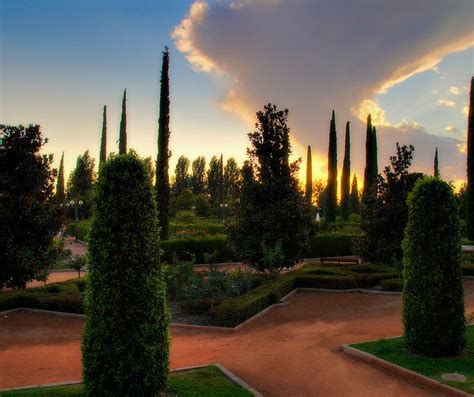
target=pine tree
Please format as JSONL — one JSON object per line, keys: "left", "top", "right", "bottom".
{"left": 467, "top": 76, "right": 474, "bottom": 241}
{"left": 341, "top": 122, "right": 351, "bottom": 220}
{"left": 305, "top": 145, "right": 312, "bottom": 203}
{"left": 326, "top": 110, "right": 338, "bottom": 222}
{"left": 350, "top": 174, "right": 359, "bottom": 214}
{"left": 434, "top": 147, "right": 440, "bottom": 178}
{"left": 156, "top": 47, "right": 171, "bottom": 240}
{"left": 119, "top": 89, "right": 127, "bottom": 155}
{"left": 100, "top": 105, "right": 107, "bottom": 164}
{"left": 363, "top": 114, "right": 374, "bottom": 197}
{"left": 56, "top": 151, "right": 65, "bottom": 203}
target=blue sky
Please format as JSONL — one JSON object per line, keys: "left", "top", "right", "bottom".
{"left": 1, "top": 0, "right": 473, "bottom": 185}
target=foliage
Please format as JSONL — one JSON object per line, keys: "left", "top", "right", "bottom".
{"left": 467, "top": 77, "right": 474, "bottom": 240}
{"left": 99, "top": 105, "right": 107, "bottom": 164}
{"left": 433, "top": 146, "right": 439, "bottom": 178}
{"left": 224, "top": 157, "right": 241, "bottom": 201}
{"left": 160, "top": 236, "right": 232, "bottom": 264}
{"left": 82, "top": 153, "right": 169, "bottom": 396}
{"left": 305, "top": 145, "right": 312, "bottom": 203}
{"left": 66, "top": 220, "right": 90, "bottom": 242}
{"left": 340, "top": 122, "right": 351, "bottom": 220}
{"left": 56, "top": 152, "right": 66, "bottom": 203}
{"left": 118, "top": 89, "right": 127, "bottom": 154}
{"left": 207, "top": 155, "right": 221, "bottom": 207}
{"left": 351, "top": 327, "right": 474, "bottom": 394}
{"left": 326, "top": 110, "right": 338, "bottom": 222}
{"left": 350, "top": 174, "right": 360, "bottom": 214}
{"left": 403, "top": 177, "right": 465, "bottom": 356}
{"left": 0, "top": 125, "right": 61, "bottom": 289}
{"left": 66, "top": 150, "right": 95, "bottom": 219}
{"left": 229, "top": 104, "right": 310, "bottom": 273}
{"left": 307, "top": 232, "right": 356, "bottom": 257}
{"left": 363, "top": 114, "right": 378, "bottom": 198}
{"left": 173, "top": 155, "right": 191, "bottom": 196}
{"left": 356, "top": 143, "right": 423, "bottom": 263}
{"left": 156, "top": 46, "right": 171, "bottom": 240}
{"left": 380, "top": 278, "right": 403, "bottom": 292}
{"left": 191, "top": 156, "right": 206, "bottom": 194}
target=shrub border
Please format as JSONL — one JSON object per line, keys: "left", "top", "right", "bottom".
{"left": 341, "top": 343, "right": 471, "bottom": 397}
{"left": 0, "top": 364, "right": 263, "bottom": 397}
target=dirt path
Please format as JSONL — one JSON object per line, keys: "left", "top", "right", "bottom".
{"left": 1, "top": 280, "right": 473, "bottom": 396}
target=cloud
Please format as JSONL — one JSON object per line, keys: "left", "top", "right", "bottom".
{"left": 449, "top": 86, "right": 462, "bottom": 95}
{"left": 173, "top": 0, "right": 473, "bottom": 181}
{"left": 463, "top": 105, "right": 469, "bottom": 118}
{"left": 437, "top": 99, "right": 457, "bottom": 107}
{"left": 444, "top": 125, "right": 459, "bottom": 133}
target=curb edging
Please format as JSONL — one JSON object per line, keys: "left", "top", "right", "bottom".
{"left": 341, "top": 344, "right": 473, "bottom": 397}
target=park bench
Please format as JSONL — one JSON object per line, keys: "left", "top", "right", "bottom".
{"left": 319, "top": 256, "right": 360, "bottom": 265}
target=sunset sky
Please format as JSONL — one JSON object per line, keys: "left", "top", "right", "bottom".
{"left": 1, "top": 0, "right": 473, "bottom": 187}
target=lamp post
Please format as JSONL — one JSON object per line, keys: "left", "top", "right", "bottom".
{"left": 316, "top": 207, "right": 321, "bottom": 223}
{"left": 219, "top": 203, "right": 228, "bottom": 223}
{"left": 191, "top": 205, "right": 196, "bottom": 215}
{"left": 66, "top": 199, "right": 83, "bottom": 241}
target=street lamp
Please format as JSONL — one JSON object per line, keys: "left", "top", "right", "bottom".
{"left": 191, "top": 205, "right": 196, "bottom": 214}
{"left": 66, "top": 199, "right": 83, "bottom": 241}
{"left": 219, "top": 203, "right": 228, "bottom": 223}
{"left": 315, "top": 207, "right": 321, "bottom": 223}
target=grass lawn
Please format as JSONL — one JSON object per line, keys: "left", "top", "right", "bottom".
{"left": 350, "top": 326, "right": 474, "bottom": 393}
{"left": 1, "top": 366, "right": 253, "bottom": 397}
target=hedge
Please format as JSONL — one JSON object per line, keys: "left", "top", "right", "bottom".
{"left": 170, "top": 222, "right": 226, "bottom": 236}
{"left": 66, "top": 220, "right": 90, "bottom": 242}
{"left": 160, "top": 236, "right": 233, "bottom": 264}
{"left": 306, "top": 233, "right": 357, "bottom": 258}
{"left": 380, "top": 278, "right": 403, "bottom": 292}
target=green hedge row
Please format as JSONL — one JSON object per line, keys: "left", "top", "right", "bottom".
{"left": 170, "top": 222, "right": 226, "bottom": 236}
{"left": 66, "top": 221, "right": 90, "bottom": 242}
{"left": 306, "top": 233, "right": 356, "bottom": 258}
{"left": 160, "top": 237, "right": 233, "bottom": 264}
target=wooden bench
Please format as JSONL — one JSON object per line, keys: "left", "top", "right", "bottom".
{"left": 320, "top": 256, "right": 360, "bottom": 266}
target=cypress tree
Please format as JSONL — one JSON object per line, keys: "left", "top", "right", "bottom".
{"left": 56, "top": 151, "right": 65, "bottom": 203}
{"left": 218, "top": 154, "right": 224, "bottom": 217}
{"left": 156, "top": 47, "right": 171, "bottom": 240}
{"left": 372, "top": 126, "right": 378, "bottom": 180}
{"left": 119, "top": 89, "right": 127, "bottom": 155}
{"left": 350, "top": 174, "right": 359, "bottom": 214}
{"left": 99, "top": 105, "right": 107, "bottom": 164}
{"left": 363, "top": 114, "right": 374, "bottom": 197}
{"left": 326, "top": 110, "right": 338, "bottom": 222}
{"left": 434, "top": 147, "right": 440, "bottom": 178}
{"left": 305, "top": 145, "right": 312, "bottom": 203}
{"left": 341, "top": 122, "right": 351, "bottom": 220}
{"left": 467, "top": 76, "right": 474, "bottom": 241}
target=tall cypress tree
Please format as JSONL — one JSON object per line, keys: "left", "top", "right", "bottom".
{"left": 434, "top": 147, "right": 440, "bottom": 178}
{"left": 100, "top": 105, "right": 107, "bottom": 165}
{"left": 119, "top": 89, "right": 127, "bottom": 155}
{"left": 363, "top": 114, "right": 374, "bottom": 197}
{"left": 305, "top": 145, "right": 312, "bottom": 203}
{"left": 341, "top": 122, "right": 351, "bottom": 220}
{"left": 350, "top": 174, "right": 359, "bottom": 214}
{"left": 56, "top": 151, "right": 65, "bottom": 203}
{"left": 156, "top": 47, "right": 171, "bottom": 241}
{"left": 467, "top": 76, "right": 474, "bottom": 240}
{"left": 326, "top": 110, "right": 338, "bottom": 222}
{"left": 372, "top": 126, "right": 378, "bottom": 180}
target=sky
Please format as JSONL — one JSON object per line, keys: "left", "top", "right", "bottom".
{"left": 1, "top": 0, "right": 473, "bottom": 187}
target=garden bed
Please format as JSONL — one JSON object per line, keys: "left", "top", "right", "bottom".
{"left": 347, "top": 326, "right": 474, "bottom": 394}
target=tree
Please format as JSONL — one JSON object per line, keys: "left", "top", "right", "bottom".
{"left": 372, "top": 126, "right": 378, "bottom": 179}
{"left": 56, "top": 151, "right": 65, "bottom": 203}
{"left": 67, "top": 150, "right": 96, "bottom": 219}
{"left": 156, "top": 47, "right": 171, "bottom": 240}
{"left": 173, "top": 155, "right": 190, "bottom": 196}
{"left": 350, "top": 174, "right": 359, "bottom": 215}
{"left": 224, "top": 157, "right": 240, "bottom": 200}
{"left": 341, "top": 121, "right": 351, "bottom": 220}
{"left": 207, "top": 155, "right": 220, "bottom": 206}
{"left": 326, "top": 110, "right": 338, "bottom": 222}
{"left": 0, "top": 125, "right": 61, "bottom": 289}
{"left": 82, "top": 153, "right": 169, "bottom": 395}
{"left": 403, "top": 177, "right": 465, "bottom": 356}
{"left": 305, "top": 145, "right": 312, "bottom": 203}
{"left": 434, "top": 147, "right": 440, "bottom": 178}
{"left": 363, "top": 114, "right": 377, "bottom": 197}
{"left": 467, "top": 76, "right": 474, "bottom": 240}
{"left": 217, "top": 154, "right": 224, "bottom": 216}
{"left": 312, "top": 179, "right": 326, "bottom": 210}
{"left": 229, "top": 104, "right": 310, "bottom": 273}
{"left": 99, "top": 105, "right": 107, "bottom": 165}
{"left": 191, "top": 156, "right": 206, "bottom": 194}
{"left": 119, "top": 89, "right": 127, "bottom": 155}
{"left": 356, "top": 143, "right": 423, "bottom": 263}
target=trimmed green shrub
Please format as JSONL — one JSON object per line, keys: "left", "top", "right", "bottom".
{"left": 307, "top": 233, "right": 356, "bottom": 257}
{"left": 161, "top": 236, "right": 232, "bottom": 263}
{"left": 82, "top": 153, "right": 169, "bottom": 396}
{"left": 403, "top": 177, "right": 465, "bottom": 356}
{"left": 380, "top": 278, "right": 403, "bottom": 292}
{"left": 66, "top": 220, "right": 90, "bottom": 242}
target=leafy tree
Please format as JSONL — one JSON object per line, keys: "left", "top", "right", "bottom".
{"left": 99, "top": 105, "right": 107, "bottom": 164}
{"left": 341, "top": 121, "right": 351, "bottom": 220}
{"left": 207, "top": 155, "right": 220, "bottom": 206}
{"left": 119, "top": 89, "right": 127, "bottom": 155}
{"left": 434, "top": 146, "right": 440, "bottom": 178}
{"left": 305, "top": 145, "right": 312, "bottom": 203}
{"left": 326, "top": 110, "right": 338, "bottom": 222}
{"left": 173, "top": 155, "right": 190, "bottom": 196}
{"left": 0, "top": 125, "right": 61, "bottom": 289}
{"left": 467, "top": 76, "right": 473, "bottom": 240}
{"left": 350, "top": 174, "right": 360, "bottom": 215}
{"left": 56, "top": 151, "right": 65, "bottom": 203}
{"left": 312, "top": 179, "right": 326, "bottom": 209}
{"left": 229, "top": 104, "right": 310, "bottom": 273}
{"left": 82, "top": 153, "right": 169, "bottom": 395}
{"left": 156, "top": 47, "right": 171, "bottom": 240}
{"left": 403, "top": 177, "right": 465, "bottom": 356}
{"left": 191, "top": 156, "right": 206, "bottom": 194}
{"left": 356, "top": 143, "right": 423, "bottom": 263}
{"left": 67, "top": 150, "right": 96, "bottom": 219}
{"left": 217, "top": 154, "right": 225, "bottom": 217}
{"left": 224, "top": 157, "right": 240, "bottom": 200}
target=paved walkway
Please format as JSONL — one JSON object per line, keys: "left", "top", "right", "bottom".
{"left": 2, "top": 280, "right": 473, "bottom": 395}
